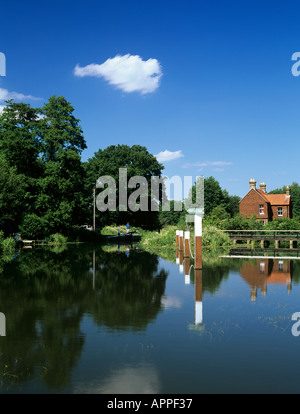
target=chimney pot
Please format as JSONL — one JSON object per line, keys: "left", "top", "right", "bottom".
{"left": 260, "top": 182, "right": 267, "bottom": 193}
{"left": 249, "top": 178, "right": 256, "bottom": 190}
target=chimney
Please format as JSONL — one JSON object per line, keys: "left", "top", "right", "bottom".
{"left": 260, "top": 182, "right": 266, "bottom": 193}
{"left": 249, "top": 178, "right": 256, "bottom": 190}
{"left": 286, "top": 185, "right": 291, "bottom": 197}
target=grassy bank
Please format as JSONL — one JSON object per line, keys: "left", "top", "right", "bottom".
{"left": 100, "top": 224, "right": 232, "bottom": 263}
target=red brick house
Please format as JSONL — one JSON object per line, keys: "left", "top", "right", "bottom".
{"left": 239, "top": 179, "right": 292, "bottom": 224}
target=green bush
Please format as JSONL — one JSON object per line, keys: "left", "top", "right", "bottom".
{"left": 202, "top": 225, "right": 231, "bottom": 247}
{"left": 1, "top": 236, "right": 16, "bottom": 252}
{"left": 19, "top": 214, "right": 49, "bottom": 239}
{"left": 220, "top": 214, "right": 263, "bottom": 230}
{"left": 140, "top": 225, "right": 177, "bottom": 249}
{"left": 264, "top": 218, "right": 300, "bottom": 230}
{"left": 48, "top": 233, "right": 68, "bottom": 244}
{"left": 0, "top": 231, "right": 16, "bottom": 253}
{"left": 0, "top": 231, "right": 4, "bottom": 249}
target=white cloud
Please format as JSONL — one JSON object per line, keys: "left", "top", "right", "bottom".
{"left": 0, "top": 105, "right": 5, "bottom": 114}
{"left": 182, "top": 161, "right": 232, "bottom": 169}
{"left": 155, "top": 150, "right": 184, "bottom": 163}
{"left": 74, "top": 54, "right": 162, "bottom": 94}
{"left": 0, "top": 87, "right": 40, "bottom": 102}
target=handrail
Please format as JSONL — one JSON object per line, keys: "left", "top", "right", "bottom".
{"left": 218, "top": 229, "right": 300, "bottom": 233}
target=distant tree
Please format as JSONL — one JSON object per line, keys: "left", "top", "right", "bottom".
{"left": 188, "top": 176, "right": 240, "bottom": 218}
{"left": 269, "top": 182, "right": 300, "bottom": 219}
{"left": 159, "top": 200, "right": 186, "bottom": 227}
{"left": 84, "top": 144, "right": 164, "bottom": 229}
{"left": 0, "top": 101, "right": 42, "bottom": 177}
{"left": 0, "top": 154, "right": 27, "bottom": 232}
{"left": 226, "top": 195, "right": 240, "bottom": 216}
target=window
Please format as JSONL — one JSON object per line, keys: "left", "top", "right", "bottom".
{"left": 259, "top": 262, "right": 265, "bottom": 273}
{"left": 277, "top": 207, "right": 283, "bottom": 217}
{"left": 259, "top": 204, "right": 264, "bottom": 215}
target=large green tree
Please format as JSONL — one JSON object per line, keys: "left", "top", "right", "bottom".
{"left": 0, "top": 101, "right": 42, "bottom": 177}
{"left": 84, "top": 144, "right": 164, "bottom": 229}
{"left": 188, "top": 176, "right": 240, "bottom": 217}
{"left": 0, "top": 96, "right": 88, "bottom": 236}
{"left": 34, "top": 96, "right": 87, "bottom": 233}
{"left": 0, "top": 154, "right": 27, "bottom": 233}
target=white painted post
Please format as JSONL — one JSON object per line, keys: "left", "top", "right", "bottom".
{"left": 194, "top": 214, "right": 203, "bottom": 269}
{"left": 179, "top": 230, "right": 184, "bottom": 251}
{"left": 184, "top": 230, "right": 190, "bottom": 257}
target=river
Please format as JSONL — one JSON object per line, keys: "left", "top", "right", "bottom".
{"left": 0, "top": 243, "right": 300, "bottom": 394}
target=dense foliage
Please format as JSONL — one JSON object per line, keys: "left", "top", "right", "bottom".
{"left": 84, "top": 144, "right": 164, "bottom": 229}
{"left": 0, "top": 98, "right": 165, "bottom": 237}
{"left": 1, "top": 96, "right": 299, "bottom": 243}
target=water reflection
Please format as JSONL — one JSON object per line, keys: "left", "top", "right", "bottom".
{"left": 175, "top": 249, "right": 300, "bottom": 327}
{"left": 1, "top": 244, "right": 300, "bottom": 394}
{"left": 240, "top": 259, "right": 293, "bottom": 301}
{"left": 0, "top": 245, "right": 167, "bottom": 392}
{"left": 74, "top": 363, "right": 160, "bottom": 394}
{"left": 175, "top": 251, "right": 203, "bottom": 328}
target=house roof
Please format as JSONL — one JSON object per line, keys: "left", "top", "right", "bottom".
{"left": 255, "top": 189, "right": 291, "bottom": 205}
{"left": 264, "top": 194, "right": 291, "bottom": 205}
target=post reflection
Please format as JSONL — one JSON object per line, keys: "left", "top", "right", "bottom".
{"left": 194, "top": 269, "right": 203, "bottom": 326}
{"left": 177, "top": 252, "right": 203, "bottom": 327}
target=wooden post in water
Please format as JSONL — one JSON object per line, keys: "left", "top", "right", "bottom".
{"left": 179, "top": 230, "right": 184, "bottom": 251}
{"left": 194, "top": 214, "right": 203, "bottom": 269}
{"left": 179, "top": 249, "right": 184, "bottom": 273}
{"left": 184, "top": 257, "right": 190, "bottom": 284}
{"left": 184, "top": 230, "right": 190, "bottom": 258}
{"left": 195, "top": 269, "right": 203, "bottom": 325}
{"left": 176, "top": 230, "right": 179, "bottom": 247}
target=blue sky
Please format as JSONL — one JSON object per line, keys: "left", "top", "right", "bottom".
{"left": 1, "top": 0, "right": 300, "bottom": 198}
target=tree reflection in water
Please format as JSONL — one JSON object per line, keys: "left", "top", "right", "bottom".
{"left": 0, "top": 244, "right": 168, "bottom": 392}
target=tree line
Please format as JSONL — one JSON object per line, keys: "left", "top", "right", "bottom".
{"left": 0, "top": 97, "right": 165, "bottom": 238}
{"left": 1, "top": 96, "right": 299, "bottom": 239}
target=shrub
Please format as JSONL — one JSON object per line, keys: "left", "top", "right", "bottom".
{"left": 264, "top": 218, "right": 300, "bottom": 230}
{"left": 19, "top": 214, "right": 49, "bottom": 239}
{"left": 221, "top": 214, "right": 263, "bottom": 230}
{"left": 1, "top": 237, "right": 16, "bottom": 252}
{"left": 202, "top": 225, "right": 231, "bottom": 247}
{"left": 48, "top": 233, "right": 68, "bottom": 244}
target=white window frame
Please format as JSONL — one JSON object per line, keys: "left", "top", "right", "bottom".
{"left": 277, "top": 207, "right": 283, "bottom": 217}
{"left": 259, "top": 204, "right": 264, "bottom": 215}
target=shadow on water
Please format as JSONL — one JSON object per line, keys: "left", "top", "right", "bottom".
{"left": 0, "top": 244, "right": 167, "bottom": 392}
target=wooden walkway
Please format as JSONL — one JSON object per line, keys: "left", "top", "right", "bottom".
{"left": 21, "top": 240, "right": 47, "bottom": 247}
{"left": 221, "top": 230, "right": 300, "bottom": 249}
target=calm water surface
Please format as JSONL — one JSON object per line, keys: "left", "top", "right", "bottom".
{"left": 0, "top": 244, "right": 300, "bottom": 394}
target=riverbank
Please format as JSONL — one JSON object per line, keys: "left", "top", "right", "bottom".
{"left": 100, "top": 224, "right": 232, "bottom": 263}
